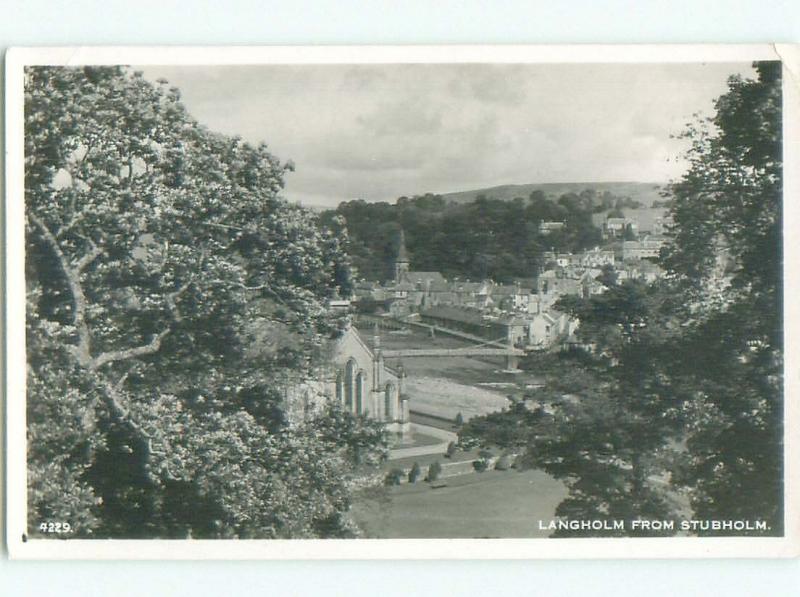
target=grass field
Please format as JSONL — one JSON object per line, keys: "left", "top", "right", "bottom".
{"left": 404, "top": 376, "right": 511, "bottom": 420}
{"left": 351, "top": 468, "right": 568, "bottom": 539}
{"left": 375, "top": 326, "right": 543, "bottom": 420}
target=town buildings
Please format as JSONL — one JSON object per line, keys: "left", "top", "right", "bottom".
{"left": 352, "top": 225, "right": 668, "bottom": 353}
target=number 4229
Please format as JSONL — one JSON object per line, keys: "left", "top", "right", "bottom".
{"left": 39, "top": 522, "right": 72, "bottom": 534}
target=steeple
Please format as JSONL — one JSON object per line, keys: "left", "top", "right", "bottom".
{"left": 395, "top": 228, "right": 410, "bottom": 282}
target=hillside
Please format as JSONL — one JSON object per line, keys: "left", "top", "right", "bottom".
{"left": 442, "top": 181, "right": 666, "bottom": 208}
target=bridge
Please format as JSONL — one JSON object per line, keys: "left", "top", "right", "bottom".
{"left": 381, "top": 347, "right": 524, "bottom": 358}
{"left": 358, "top": 314, "right": 528, "bottom": 369}
{"left": 380, "top": 346, "right": 524, "bottom": 370}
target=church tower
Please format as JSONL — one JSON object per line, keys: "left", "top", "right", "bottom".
{"left": 395, "top": 228, "right": 410, "bottom": 282}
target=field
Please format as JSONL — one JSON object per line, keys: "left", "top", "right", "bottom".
{"left": 403, "top": 376, "right": 511, "bottom": 420}
{"left": 374, "top": 326, "right": 544, "bottom": 420}
{"left": 352, "top": 468, "right": 568, "bottom": 539}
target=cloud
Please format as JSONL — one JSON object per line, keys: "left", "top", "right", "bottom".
{"left": 139, "top": 62, "right": 756, "bottom": 207}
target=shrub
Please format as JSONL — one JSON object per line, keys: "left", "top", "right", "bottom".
{"left": 458, "top": 435, "right": 480, "bottom": 451}
{"left": 408, "top": 462, "right": 421, "bottom": 484}
{"left": 495, "top": 454, "right": 514, "bottom": 471}
{"left": 385, "top": 468, "right": 404, "bottom": 486}
{"left": 426, "top": 461, "right": 443, "bottom": 482}
{"left": 473, "top": 448, "right": 495, "bottom": 473}
{"left": 444, "top": 441, "right": 457, "bottom": 459}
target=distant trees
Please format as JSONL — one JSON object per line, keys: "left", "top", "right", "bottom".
{"left": 25, "top": 66, "right": 385, "bottom": 539}
{"left": 325, "top": 189, "right": 606, "bottom": 283}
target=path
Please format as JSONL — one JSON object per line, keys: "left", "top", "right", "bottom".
{"left": 388, "top": 423, "right": 457, "bottom": 460}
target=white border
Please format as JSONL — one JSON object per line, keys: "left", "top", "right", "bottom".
{"left": 5, "top": 44, "right": 800, "bottom": 560}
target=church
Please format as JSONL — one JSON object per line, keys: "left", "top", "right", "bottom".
{"left": 327, "top": 324, "right": 411, "bottom": 433}
{"left": 388, "top": 229, "right": 447, "bottom": 315}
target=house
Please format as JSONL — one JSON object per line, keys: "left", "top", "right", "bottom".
{"left": 539, "top": 221, "right": 565, "bottom": 234}
{"left": 451, "top": 281, "right": 484, "bottom": 307}
{"left": 623, "top": 260, "right": 665, "bottom": 283}
{"left": 497, "top": 314, "right": 530, "bottom": 347}
{"left": 527, "top": 309, "right": 577, "bottom": 349}
{"left": 536, "top": 269, "right": 584, "bottom": 305}
{"left": 421, "top": 280, "right": 456, "bottom": 308}
{"left": 580, "top": 247, "right": 615, "bottom": 268}
{"left": 652, "top": 215, "right": 675, "bottom": 236}
{"left": 622, "top": 235, "right": 666, "bottom": 260}
{"left": 555, "top": 253, "right": 578, "bottom": 268}
{"left": 605, "top": 217, "right": 638, "bottom": 238}
{"left": 491, "top": 283, "right": 529, "bottom": 311}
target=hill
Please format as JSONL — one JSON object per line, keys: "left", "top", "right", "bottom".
{"left": 442, "top": 181, "right": 666, "bottom": 208}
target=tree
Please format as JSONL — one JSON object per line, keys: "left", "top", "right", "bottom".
{"left": 408, "top": 462, "right": 421, "bottom": 483}
{"left": 426, "top": 461, "right": 442, "bottom": 482}
{"left": 25, "top": 66, "right": 381, "bottom": 539}
{"left": 623, "top": 224, "right": 637, "bottom": 241}
{"left": 535, "top": 62, "right": 782, "bottom": 536}
{"left": 663, "top": 61, "right": 783, "bottom": 534}
{"left": 522, "top": 282, "right": 686, "bottom": 537}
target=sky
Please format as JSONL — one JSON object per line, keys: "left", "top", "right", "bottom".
{"left": 140, "top": 62, "right": 756, "bottom": 209}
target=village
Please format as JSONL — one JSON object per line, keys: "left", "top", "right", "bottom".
{"left": 350, "top": 214, "right": 672, "bottom": 353}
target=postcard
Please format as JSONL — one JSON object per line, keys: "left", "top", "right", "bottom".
{"left": 5, "top": 45, "right": 799, "bottom": 558}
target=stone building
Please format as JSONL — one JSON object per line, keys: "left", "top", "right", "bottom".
{"left": 328, "top": 325, "right": 410, "bottom": 433}
{"left": 622, "top": 235, "right": 666, "bottom": 260}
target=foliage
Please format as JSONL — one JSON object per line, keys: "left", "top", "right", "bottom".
{"left": 473, "top": 449, "right": 494, "bottom": 473}
{"left": 494, "top": 454, "right": 514, "bottom": 471}
{"left": 662, "top": 61, "right": 783, "bottom": 534}
{"left": 459, "top": 400, "right": 547, "bottom": 450}
{"left": 472, "top": 460, "right": 488, "bottom": 473}
{"left": 25, "top": 66, "right": 381, "bottom": 539}
{"left": 426, "top": 461, "right": 443, "bottom": 482}
{"left": 385, "top": 468, "right": 404, "bottom": 487}
{"left": 408, "top": 462, "right": 421, "bottom": 484}
{"left": 323, "top": 189, "right": 606, "bottom": 283}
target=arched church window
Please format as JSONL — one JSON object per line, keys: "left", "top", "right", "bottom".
{"left": 355, "top": 371, "right": 365, "bottom": 414}
{"left": 384, "top": 382, "right": 395, "bottom": 421}
{"left": 344, "top": 360, "right": 356, "bottom": 411}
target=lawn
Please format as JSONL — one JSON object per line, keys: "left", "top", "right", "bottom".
{"left": 351, "top": 468, "right": 568, "bottom": 539}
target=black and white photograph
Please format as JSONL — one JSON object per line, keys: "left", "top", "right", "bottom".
{"left": 5, "top": 45, "right": 798, "bottom": 559}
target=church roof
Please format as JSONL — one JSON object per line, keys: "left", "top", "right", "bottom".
{"left": 394, "top": 280, "right": 416, "bottom": 291}
{"left": 405, "top": 271, "right": 446, "bottom": 285}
